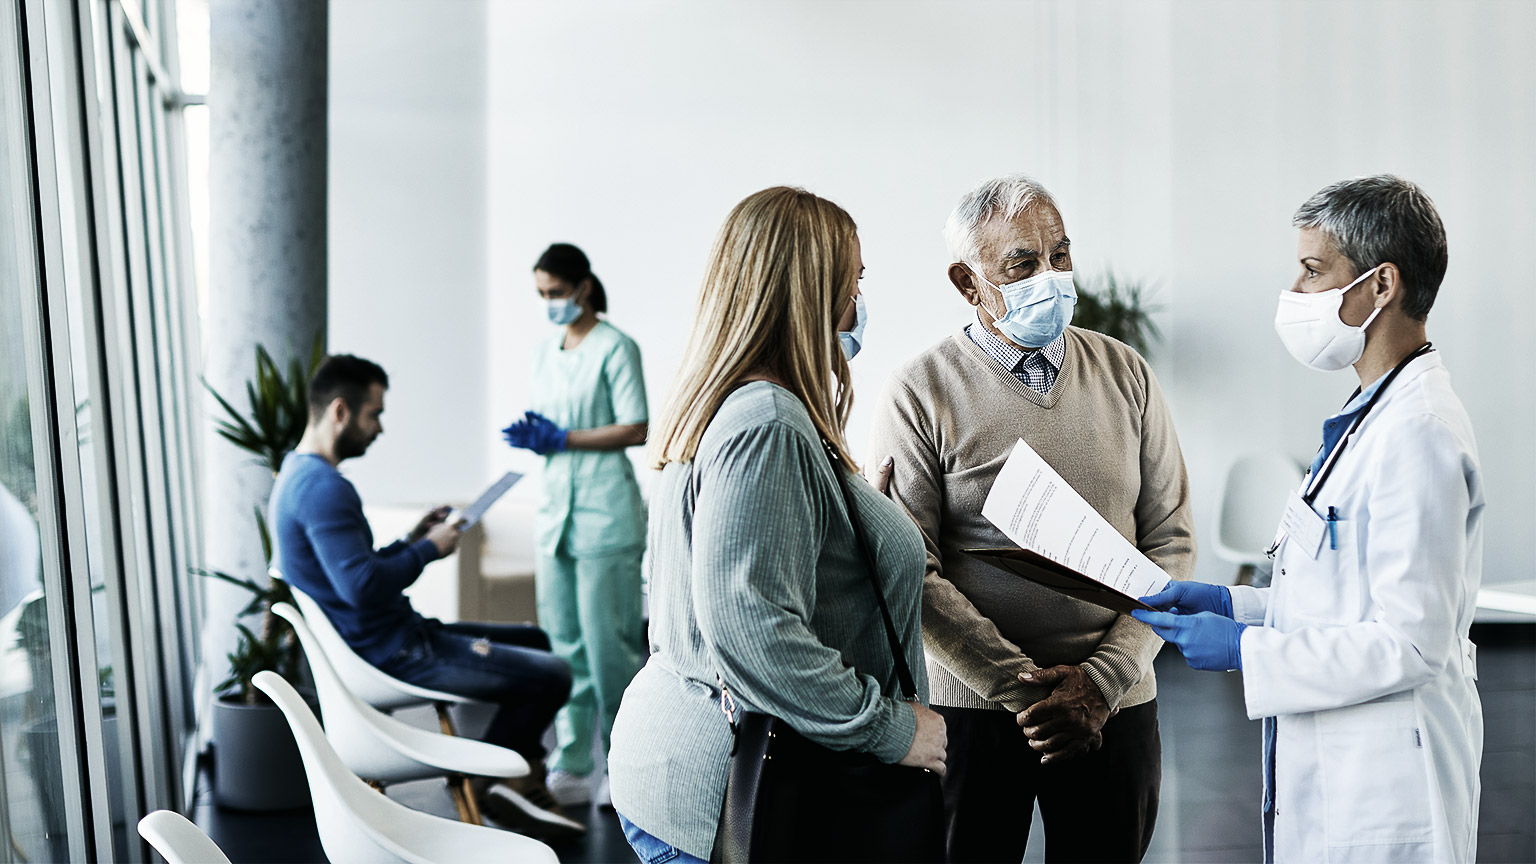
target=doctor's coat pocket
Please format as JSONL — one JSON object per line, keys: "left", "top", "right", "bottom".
{"left": 1316, "top": 697, "right": 1434, "bottom": 850}
{"left": 1282, "top": 516, "right": 1366, "bottom": 625}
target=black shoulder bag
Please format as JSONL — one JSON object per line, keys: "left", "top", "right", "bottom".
{"left": 710, "top": 445, "right": 945, "bottom": 864}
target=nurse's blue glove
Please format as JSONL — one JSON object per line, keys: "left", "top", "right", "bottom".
{"left": 501, "top": 421, "right": 532, "bottom": 450}
{"left": 501, "top": 411, "right": 568, "bottom": 455}
{"left": 1139, "top": 580, "right": 1233, "bottom": 618}
{"left": 1131, "top": 609, "right": 1246, "bottom": 672}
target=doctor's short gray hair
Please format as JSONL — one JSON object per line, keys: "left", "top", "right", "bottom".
{"left": 944, "top": 174, "right": 1058, "bottom": 266}
{"left": 1293, "top": 175, "right": 1448, "bottom": 321}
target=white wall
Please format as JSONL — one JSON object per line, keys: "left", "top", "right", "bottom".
{"left": 1158, "top": 0, "right": 1536, "bottom": 587}
{"left": 335, "top": 0, "right": 1536, "bottom": 587}
{"left": 329, "top": 0, "right": 489, "bottom": 506}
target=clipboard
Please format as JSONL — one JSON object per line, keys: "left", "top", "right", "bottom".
{"left": 963, "top": 546, "right": 1155, "bottom": 615}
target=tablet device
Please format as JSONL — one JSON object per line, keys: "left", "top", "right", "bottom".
{"left": 455, "top": 471, "right": 523, "bottom": 529}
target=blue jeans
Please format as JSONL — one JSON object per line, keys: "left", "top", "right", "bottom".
{"left": 618, "top": 812, "right": 708, "bottom": 864}
{"left": 375, "top": 619, "right": 572, "bottom": 762}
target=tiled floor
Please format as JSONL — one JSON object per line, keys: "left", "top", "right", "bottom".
{"left": 196, "top": 622, "right": 1535, "bottom": 864}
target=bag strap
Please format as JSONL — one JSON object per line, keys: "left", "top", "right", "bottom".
{"left": 823, "top": 445, "right": 919, "bottom": 701}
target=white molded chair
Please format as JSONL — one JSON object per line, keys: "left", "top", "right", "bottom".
{"left": 1213, "top": 453, "right": 1305, "bottom": 583}
{"left": 277, "top": 576, "right": 483, "bottom": 713}
{"left": 271, "top": 602, "right": 527, "bottom": 822}
{"left": 137, "top": 810, "right": 232, "bottom": 864}
{"left": 253, "top": 671, "right": 559, "bottom": 864}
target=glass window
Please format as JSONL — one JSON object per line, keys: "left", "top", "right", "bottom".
{"left": 0, "top": 3, "right": 74, "bottom": 861}
{"left": 42, "top": 0, "right": 141, "bottom": 856}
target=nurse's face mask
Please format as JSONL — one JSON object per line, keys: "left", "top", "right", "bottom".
{"left": 1274, "top": 265, "right": 1382, "bottom": 371}
{"left": 546, "top": 281, "right": 586, "bottom": 326}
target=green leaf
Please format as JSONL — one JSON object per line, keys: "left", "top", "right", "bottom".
{"left": 308, "top": 333, "right": 326, "bottom": 374}
{"left": 1072, "top": 270, "right": 1161, "bottom": 356}
{"left": 203, "top": 381, "right": 260, "bottom": 439}
{"left": 255, "top": 507, "right": 273, "bottom": 566}
{"left": 194, "top": 567, "right": 261, "bottom": 593}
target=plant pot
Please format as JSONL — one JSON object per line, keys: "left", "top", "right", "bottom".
{"left": 209, "top": 691, "right": 315, "bottom": 811}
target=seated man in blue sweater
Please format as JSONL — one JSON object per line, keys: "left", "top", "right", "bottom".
{"left": 269, "top": 354, "right": 580, "bottom": 839}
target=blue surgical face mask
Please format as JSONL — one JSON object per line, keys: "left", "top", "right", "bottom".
{"left": 838, "top": 294, "right": 868, "bottom": 361}
{"left": 975, "top": 267, "right": 1076, "bottom": 348}
{"left": 546, "top": 297, "right": 581, "bottom": 326}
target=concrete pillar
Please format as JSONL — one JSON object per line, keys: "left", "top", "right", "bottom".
{"left": 203, "top": 0, "right": 327, "bottom": 683}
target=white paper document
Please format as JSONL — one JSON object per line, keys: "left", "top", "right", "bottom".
{"left": 981, "top": 439, "right": 1169, "bottom": 600}
{"left": 454, "top": 471, "right": 523, "bottom": 529}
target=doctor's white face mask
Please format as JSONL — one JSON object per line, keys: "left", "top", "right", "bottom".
{"left": 1274, "top": 266, "right": 1382, "bottom": 372}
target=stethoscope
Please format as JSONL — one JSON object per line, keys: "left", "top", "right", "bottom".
{"left": 1265, "top": 342, "right": 1434, "bottom": 559}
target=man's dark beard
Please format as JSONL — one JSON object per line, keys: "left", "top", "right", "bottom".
{"left": 335, "top": 423, "right": 372, "bottom": 460}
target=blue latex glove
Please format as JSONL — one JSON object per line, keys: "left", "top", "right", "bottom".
{"left": 1139, "top": 580, "right": 1234, "bottom": 618}
{"left": 500, "top": 421, "right": 532, "bottom": 450}
{"left": 501, "top": 411, "right": 568, "bottom": 455}
{"left": 1131, "top": 609, "right": 1246, "bottom": 672}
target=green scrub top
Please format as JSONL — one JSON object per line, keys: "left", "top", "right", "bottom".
{"left": 529, "top": 319, "right": 649, "bottom": 558}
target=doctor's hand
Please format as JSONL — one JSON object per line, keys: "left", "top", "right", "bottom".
{"left": 1132, "top": 609, "right": 1246, "bottom": 672}
{"left": 1016, "top": 666, "right": 1110, "bottom": 764}
{"left": 1139, "top": 580, "right": 1233, "bottom": 618}
{"left": 502, "top": 411, "right": 569, "bottom": 455}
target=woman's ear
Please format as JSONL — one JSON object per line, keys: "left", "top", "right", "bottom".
{"left": 1373, "top": 263, "right": 1402, "bottom": 310}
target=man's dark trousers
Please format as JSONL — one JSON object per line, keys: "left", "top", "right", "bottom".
{"left": 936, "top": 700, "right": 1161, "bottom": 863}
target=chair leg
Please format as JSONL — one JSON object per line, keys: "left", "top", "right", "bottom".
{"left": 433, "top": 703, "right": 484, "bottom": 824}
{"left": 461, "top": 775, "right": 484, "bottom": 825}
{"left": 447, "top": 774, "right": 484, "bottom": 825}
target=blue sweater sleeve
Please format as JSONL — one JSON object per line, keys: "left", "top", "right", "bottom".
{"left": 303, "top": 476, "right": 437, "bottom": 606}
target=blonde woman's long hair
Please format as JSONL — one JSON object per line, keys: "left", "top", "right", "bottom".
{"left": 650, "top": 186, "right": 861, "bottom": 469}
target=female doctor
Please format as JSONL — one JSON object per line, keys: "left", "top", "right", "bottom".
{"left": 503, "top": 243, "right": 649, "bottom": 806}
{"left": 1134, "top": 176, "right": 1484, "bottom": 863}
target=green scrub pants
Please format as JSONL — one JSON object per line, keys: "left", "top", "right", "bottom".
{"left": 536, "top": 541, "right": 646, "bottom": 776}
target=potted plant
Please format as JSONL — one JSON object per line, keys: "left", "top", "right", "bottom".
{"left": 197, "top": 511, "right": 313, "bottom": 809}
{"left": 200, "top": 339, "right": 322, "bottom": 810}
{"left": 1072, "top": 271, "right": 1161, "bottom": 356}
{"left": 206, "top": 341, "right": 322, "bottom": 476}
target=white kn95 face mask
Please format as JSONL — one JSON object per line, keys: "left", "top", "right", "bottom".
{"left": 1274, "top": 266, "right": 1382, "bottom": 372}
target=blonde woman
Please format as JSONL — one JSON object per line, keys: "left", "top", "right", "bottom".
{"left": 608, "top": 187, "right": 947, "bottom": 863}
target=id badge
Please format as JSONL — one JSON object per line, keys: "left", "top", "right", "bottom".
{"left": 1279, "top": 491, "right": 1327, "bottom": 560}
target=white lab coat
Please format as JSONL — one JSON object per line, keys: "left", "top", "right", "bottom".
{"left": 1229, "top": 353, "right": 1484, "bottom": 863}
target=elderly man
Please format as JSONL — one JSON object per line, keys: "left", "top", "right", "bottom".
{"left": 868, "top": 174, "right": 1195, "bottom": 863}
{"left": 1136, "top": 175, "right": 1484, "bottom": 862}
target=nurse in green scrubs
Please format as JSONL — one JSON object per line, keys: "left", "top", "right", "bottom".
{"left": 502, "top": 243, "right": 648, "bottom": 806}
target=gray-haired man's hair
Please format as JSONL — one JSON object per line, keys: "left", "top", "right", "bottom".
{"left": 1293, "top": 175, "right": 1448, "bottom": 321}
{"left": 944, "top": 174, "right": 1058, "bottom": 266}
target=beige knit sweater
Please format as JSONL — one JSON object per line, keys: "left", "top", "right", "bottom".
{"left": 867, "top": 326, "right": 1196, "bottom": 713}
